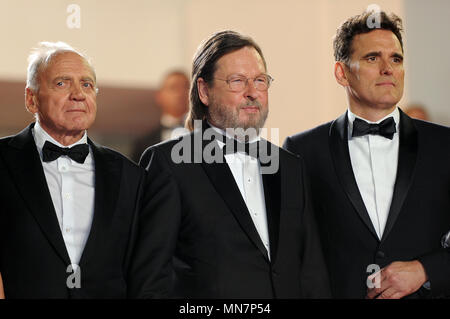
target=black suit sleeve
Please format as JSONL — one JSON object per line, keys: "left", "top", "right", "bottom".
{"left": 418, "top": 247, "right": 450, "bottom": 298}
{"left": 283, "top": 136, "right": 331, "bottom": 297}
{"left": 418, "top": 183, "right": 450, "bottom": 297}
{"left": 298, "top": 158, "right": 332, "bottom": 298}
{"left": 127, "top": 147, "right": 181, "bottom": 298}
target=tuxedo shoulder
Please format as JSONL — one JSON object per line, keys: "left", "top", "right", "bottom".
{"left": 0, "top": 135, "right": 13, "bottom": 146}
{"left": 0, "top": 132, "right": 28, "bottom": 152}
{"left": 139, "top": 133, "right": 190, "bottom": 167}
{"left": 413, "top": 119, "right": 450, "bottom": 137}
{"left": 0, "top": 136, "right": 13, "bottom": 156}
{"left": 278, "top": 145, "right": 304, "bottom": 161}
{"left": 141, "top": 134, "right": 187, "bottom": 158}
{"left": 286, "top": 121, "right": 333, "bottom": 143}
{"left": 0, "top": 126, "right": 30, "bottom": 144}
{"left": 284, "top": 121, "right": 333, "bottom": 150}
{"left": 148, "top": 135, "right": 186, "bottom": 152}
{"left": 93, "top": 144, "right": 145, "bottom": 172}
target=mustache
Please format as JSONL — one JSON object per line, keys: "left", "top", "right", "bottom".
{"left": 239, "top": 100, "right": 262, "bottom": 109}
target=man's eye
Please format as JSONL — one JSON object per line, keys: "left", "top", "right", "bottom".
{"left": 393, "top": 57, "right": 403, "bottom": 63}
{"left": 367, "top": 56, "right": 377, "bottom": 62}
{"left": 255, "top": 77, "right": 266, "bottom": 84}
{"left": 230, "top": 78, "right": 244, "bottom": 84}
{"left": 56, "top": 81, "right": 64, "bottom": 86}
{"left": 83, "top": 82, "right": 93, "bottom": 88}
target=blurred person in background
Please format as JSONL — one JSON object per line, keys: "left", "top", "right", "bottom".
{"left": 404, "top": 103, "right": 429, "bottom": 121}
{"left": 130, "top": 70, "right": 190, "bottom": 163}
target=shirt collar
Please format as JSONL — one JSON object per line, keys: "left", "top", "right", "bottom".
{"left": 347, "top": 107, "right": 400, "bottom": 139}
{"left": 32, "top": 121, "right": 88, "bottom": 159}
{"left": 207, "top": 122, "right": 260, "bottom": 149}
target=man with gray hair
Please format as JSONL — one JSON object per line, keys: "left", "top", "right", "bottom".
{"left": 0, "top": 41, "right": 149, "bottom": 298}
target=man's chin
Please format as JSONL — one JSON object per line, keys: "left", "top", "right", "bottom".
{"left": 375, "top": 101, "right": 400, "bottom": 110}
{"left": 234, "top": 120, "right": 260, "bottom": 131}
{"left": 376, "top": 94, "right": 402, "bottom": 105}
{"left": 238, "top": 115, "right": 266, "bottom": 129}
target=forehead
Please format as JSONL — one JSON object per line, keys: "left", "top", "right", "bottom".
{"left": 215, "top": 46, "right": 266, "bottom": 76}
{"left": 43, "top": 51, "right": 94, "bottom": 78}
{"left": 351, "top": 29, "right": 403, "bottom": 55}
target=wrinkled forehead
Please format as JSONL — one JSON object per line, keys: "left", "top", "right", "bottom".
{"left": 41, "top": 51, "right": 96, "bottom": 81}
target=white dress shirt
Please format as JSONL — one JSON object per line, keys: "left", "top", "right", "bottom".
{"left": 347, "top": 108, "right": 400, "bottom": 240}
{"left": 209, "top": 124, "right": 271, "bottom": 259}
{"left": 32, "top": 121, "right": 95, "bottom": 268}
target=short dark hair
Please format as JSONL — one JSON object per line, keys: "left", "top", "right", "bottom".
{"left": 186, "top": 30, "right": 266, "bottom": 131}
{"left": 333, "top": 10, "right": 404, "bottom": 65}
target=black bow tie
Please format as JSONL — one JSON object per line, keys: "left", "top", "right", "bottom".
{"left": 42, "top": 141, "right": 89, "bottom": 164}
{"left": 352, "top": 117, "right": 397, "bottom": 140}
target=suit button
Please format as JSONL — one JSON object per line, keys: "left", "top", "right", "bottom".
{"left": 376, "top": 250, "right": 385, "bottom": 258}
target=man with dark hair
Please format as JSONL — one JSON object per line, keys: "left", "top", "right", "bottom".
{"left": 333, "top": 10, "right": 404, "bottom": 65}
{"left": 0, "top": 42, "right": 148, "bottom": 298}
{"left": 284, "top": 10, "right": 450, "bottom": 299}
{"left": 133, "top": 30, "right": 331, "bottom": 298}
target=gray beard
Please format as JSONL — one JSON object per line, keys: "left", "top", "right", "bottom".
{"left": 207, "top": 100, "right": 269, "bottom": 139}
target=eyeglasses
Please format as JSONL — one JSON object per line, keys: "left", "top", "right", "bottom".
{"left": 214, "top": 74, "right": 274, "bottom": 92}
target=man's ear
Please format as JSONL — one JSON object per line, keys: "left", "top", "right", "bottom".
{"left": 334, "top": 61, "right": 350, "bottom": 87}
{"left": 25, "top": 88, "right": 39, "bottom": 114}
{"left": 197, "top": 77, "right": 210, "bottom": 106}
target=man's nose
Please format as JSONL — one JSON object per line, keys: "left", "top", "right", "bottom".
{"left": 244, "top": 79, "right": 259, "bottom": 100}
{"left": 380, "top": 59, "right": 394, "bottom": 75}
{"left": 70, "top": 83, "right": 86, "bottom": 100}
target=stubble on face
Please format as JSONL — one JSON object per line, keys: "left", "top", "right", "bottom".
{"left": 203, "top": 46, "right": 270, "bottom": 140}
{"left": 207, "top": 94, "right": 269, "bottom": 132}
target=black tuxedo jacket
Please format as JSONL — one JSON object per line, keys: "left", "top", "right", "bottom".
{"left": 132, "top": 128, "right": 331, "bottom": 298}
{"left": 130, "top": 126, "right": 162, "bottom": 164}
{"left": 284, "top": 109, "right": 450, "bottom": 298}
{"left": 0, "top": 124, "right": 147, "bottom": 298}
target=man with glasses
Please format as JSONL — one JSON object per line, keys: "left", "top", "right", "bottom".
{"left": 130, "top": 30, "right": 330, "bottom": 298}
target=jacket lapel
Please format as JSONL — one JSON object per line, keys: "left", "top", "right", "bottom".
{"left": 78, "top": 140, "right": 122, "bottom": 267}
{"left": 2, "top": 124, "right": 71, "bottom": 265}
{"left": 381, "top": 110, "right": 418, "bottom": 242}
{"left": 329, "top": 113, "right": 379, "bottom": 239}
{"left": 260, "top": 140, "right": 280, "bottom": 263}
{"left": 199, "top": 128, "right": 270, "bottom": 262}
